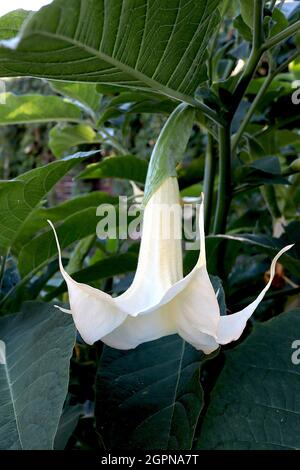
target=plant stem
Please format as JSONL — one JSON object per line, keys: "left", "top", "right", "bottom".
{"left": 194, "top": 100, "right": 226, "bottom": 126}
{"left": 254, "top": 1, "right": 265, "bottom": 50}
{"left": 232, "top": 49, "right": 300, "bottom": 151}
{"left": 212, "top": 3, "right": 264, "bottom": 235}
{"left": 213, "top": 126, "right": 231, "bottom": 234}
{"left": 231, "top": 1, "right": 265, "bottom": 116}
{"left": 263, "top": 20, "right": 300, "bottom": 50}
{"left": 203, "top": 133, "right": 216, "bottom": 232}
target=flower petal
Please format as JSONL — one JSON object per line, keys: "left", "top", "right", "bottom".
{"left": 177, "top": 328, "right": 219, "bottom": 354}
{"left": 102, "top": 305, "right": 176, "bottom": 349}
{"left": 48, "top": 220, "right": 127, "bottom": 344}
{"left": 167, "top": 194, "right": 220, "bottom": 342}
{"left": 115, "top": 177, "right": 183, "bottom": 314}
{"left": 172, "top": 264, "right": 220, "bottom": 340}
{"left": 217, "top": 244, "right": 294, "bottom": 344}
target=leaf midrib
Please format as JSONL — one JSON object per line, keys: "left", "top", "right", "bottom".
{"left": 166, "top": 339, "right": 186, "bottom": 448}
{"left": 123, "top": 340, "right": 190, "bottom": 448}
{"left": 2, "top": 356, "right": 23, "bottom": 449}
{"left": 19, "top": 30, "right": 197, "bottom": 106}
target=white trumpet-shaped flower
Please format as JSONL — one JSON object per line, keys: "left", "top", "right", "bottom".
{"left": 49, "top": 176, "right": 293, "bottom": 354}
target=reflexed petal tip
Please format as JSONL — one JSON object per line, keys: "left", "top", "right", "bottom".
{"left": 48, "top": 220, "right": 128, "bottom": 345}
{"left": 54, "top": 305, "right": 72, "bottom": 314}
{"left": 217, "top": 243, "right": 294, "bottom": 345}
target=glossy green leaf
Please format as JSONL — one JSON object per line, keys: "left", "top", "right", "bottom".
{"left": 208, "top": 233, "right": 300, "bottom": 277}
{"left": 95, "top": 335, "right": 207, "bottom": 450}
{"left": 257, "top": 130, "right": 300, "bottom": 156}
{"left": 0, "top": 0, "right": 222, "bottom": 102}
{"left": 234, "top": 156, "right": 289, "bottom": 187}
{"left": 18, "top": 207, "right": 104, "bottom": 276}
{"left": 97, "top": 92, "right": 175, "bottom": 125}
{"left": 78, "top": 155, "right": 148, "bottom": 183}
{"left": 0, "top": 10, "right": 30, "bottom": 40}
{"left": 49, "top": 81, "right": 101, "bottom": 115}
{"left": 0, "top": 150, "right": 99, "bottom": 253}
{"left": 290, "top": 57, "right": 300, "bottom": 79}
{"left": 54, "top": 403, "right": 83, "bottom": 450}
{"left": 233, "top": 14, "right": 252, "bottom": 42}
{"left": 49, "top": 124, "right": 100, "bottom": 158}
{"left": 197, "top": 309, "right": 300, "bottom": 449}
{"left": 0, "top": 93, "right": 82, "bottom": 125}
{"left": 12, "top": 191, "right": 116, "bottom": 253}
{"left": 270, "top": 8, "right": 289, "bottom": 37}
{"left": 0, "top": 301, "right": 75, "bottom": 450}
{"left": 239, "top": 0, "right": 254, "bottom": 29}
{"left": 45, "top": 252, "right": 138, "bottom": 300}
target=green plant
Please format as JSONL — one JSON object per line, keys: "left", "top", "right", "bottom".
{"left": 0, "top": 0, "right": 299, "bottom": 450}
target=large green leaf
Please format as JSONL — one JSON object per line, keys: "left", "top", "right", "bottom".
{"left": 95, "top": 335, "right": 207, "bottom": 450}
{"left": 0, "top": 150, "right": 99, "bottom": 253}
{"left": 49, "top": 81, "right": 101, "bottom": 115}
{"left": 45, "top": 252, "right": 138, "bottom": 300}
{"left": 197, "top": 309, "right": 300, "bottom": 449}
{"left": 207, "top": 233, "right": 300, "bottom": 277}
{"left": 0, "top": 301, "right": 75, "bottom": 450}
{"left": 0, "top": 0, "right": 222, "bottom": 102}
{"left": 97, "top": 91, "right": 175, "bottom": 125}
{"left": 0, "top": 93, "right": 82, "bottom": 125}
{"left": 54, "top": 403, "right": 83, "bottom": 450}
{"left": 239, "top": 0, "right": 254, "bottom": 28}
{"left": 78, "top": 155, "right": 148, "bottom": 183}
{"left": 18, "top": 207, "right": 104, "bottom": 276}
{"left": 0, "top": 10, "right": 30, "bottom": 40}
{"left": 234, "top": 156, "right": 289, "bottom": 187}
{"left": 49, "top": 124, "right": 100, "bottom": 158}
{"left": 13, "top": 191, "right": 116, "bottom": 253}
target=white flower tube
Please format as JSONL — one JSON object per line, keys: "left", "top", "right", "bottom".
{"left": 49, "top": 176, "right": 293, "bottom": 354}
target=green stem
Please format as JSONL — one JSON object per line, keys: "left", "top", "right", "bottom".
{"left": 232, "top": 49, "right": 300, "bottom": 151}
{"left": 203, "top": 133, "right": 216, "bottom": 233}
{"left": 194, "top": 100, "right": 226, "bottom": 126}
{"left": 254, "top": 0, "right": 265, "bottom": 50}
{"left": 233, "top": 77, "right": 271, "bottom": 150}
{"left": 231, "top": 1, "right": 265, "bottom": 116}
{"left": 263, "top": 20, "right": 300, "bottom": 50}
{"left": 213, "top": 126, "right": 232, "bottom": 234}
{"left": 212, "top": 3, "right": 264, "bottom": 235}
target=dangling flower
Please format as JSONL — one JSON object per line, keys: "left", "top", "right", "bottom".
{"left": 49, "top": 175, "right": 292, "bottom": 354}
{"left": 49, "top": 103, "right": 293, "bottom": 354}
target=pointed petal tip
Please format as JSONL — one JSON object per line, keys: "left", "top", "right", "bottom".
{"left": 54, "top": 305, "right": 72, "bottom": 314}
{"left": 277, "top": 243, "right": 295, "bottom": 257}
{"left": 286, "top": 243, "right": 295, "bottom": 250}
